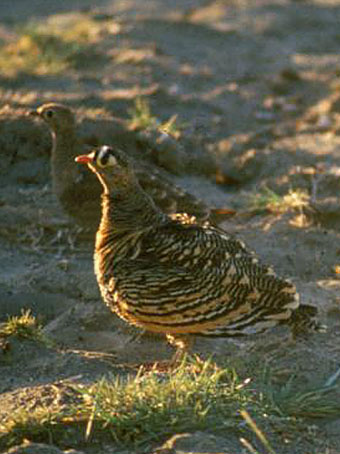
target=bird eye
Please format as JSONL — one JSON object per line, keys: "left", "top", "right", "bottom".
{"left": 96, "top": 147, "right": 117, "bottom": 168}
{"left": 45, "top": 110, "right": 54, "bottom": 118}
{"left": 98, "top": 153, "right": 109, "bottom": 167}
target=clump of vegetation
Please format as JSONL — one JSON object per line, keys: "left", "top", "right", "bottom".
{"left": 0, "top": 309, "right": 43, "bottom": 341}
{"left": 78, "top": 360, "right": 253, "bottom": 444}
{"left": 128, "top": 97, "right": 182, "bottom": 138}
{"left": 0, "top": 13, "right": 117, "bottom": 76}
{"left": 128, "top": 97, "right": 158, "bottom": 131}
{"left": 250, "top": 187, "right": 310, "bottom": 215}
{"left": 160, "top": 114, "right": 181, "bottom": 139}
{"left": 0, "top": 359, "right": 256, "bottom": 449}
{"left": 0, "top": 30, "right": 80, "bottom": 76}
{"left": 268, "top": 368, "right": 340, "bottom": 418}
{"left": 1, "top": 358, "right": 339, "bottom": 452}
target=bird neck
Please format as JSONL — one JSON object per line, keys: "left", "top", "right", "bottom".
{"left": 50, "top": 127, "right": 80, "bottom": 196}
{"left": 50, "top": 126, "right": 78, "bottom": 159}
{"left": 97, "top": 185, "right": 167, "bottom": 237}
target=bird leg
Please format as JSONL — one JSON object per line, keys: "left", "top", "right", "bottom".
{"left": 166, "top": 334, "right": 194, "bottom": 366}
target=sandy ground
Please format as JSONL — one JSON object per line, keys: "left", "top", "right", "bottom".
{"left": 0, "top": 1, "right": 340, "bottom": 453}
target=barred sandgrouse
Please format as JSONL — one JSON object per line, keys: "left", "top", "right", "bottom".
{"left": 30, "top": 103, "right": 213, "bottom": 232}
{"left": 75, "top": 145, "right": 322, "bottom": 357}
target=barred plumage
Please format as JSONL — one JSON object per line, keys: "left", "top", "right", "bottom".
{"left": 75, "top": 145, "right": 321, "bottom": 356}
{"left": 30, "top": 103, "right": 213, "bottom": 232}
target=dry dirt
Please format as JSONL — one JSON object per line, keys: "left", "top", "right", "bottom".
{"left": 0, "top": 1, "right": 340, "bottom": 453}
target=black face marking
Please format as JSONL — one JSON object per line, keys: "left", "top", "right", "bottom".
{"left": 45, "top": 110, "right": 54, "bottom": 118}
{"left": 95, "top": 146, "right": 129, "bottom": 169}
{"left": 100, "top": 151, "right": 110, "bottom": 166}
{"left": 96, "top": 146, "right": 113, "bottom": 167}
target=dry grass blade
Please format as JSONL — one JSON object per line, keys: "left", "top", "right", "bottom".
{"left": 240, "top": 410, "right": 277, "bottom": 454}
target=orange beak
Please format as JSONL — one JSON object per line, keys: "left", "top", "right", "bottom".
{"left": 75, "top": 154, "right": 94, "bottom": 164}
{"left": 27, "top": 109, "right": 39, "bottom": 117}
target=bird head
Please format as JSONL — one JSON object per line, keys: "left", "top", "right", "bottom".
{"left": 29, "top": 103, "right": 76, "bottom": 132}
{"left": 75, "top": 145, "right": 136, "bottom": 193}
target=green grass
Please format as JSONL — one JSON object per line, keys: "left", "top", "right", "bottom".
{"left": 1, "top": 358, "right": 339, "bottom": 452}
{"left": 78, "top": 359, "right": 253, "bottom": 444}
{"left": 160, "top": 114, "right": 182, "bottom": 139}
{"left": 128, "top": 97, "right": 183, "bottom": 138}
{"left": 0, "top": 359, "right": 260, "bottom": 450}
{"left": 0, "top": 13, "right": 114, "bottom": 76}
{"left": 0, "top": 27, "right": 83, "bottom": 76}
{"left": 268, "top": 372, "right": 340, "bottom": 418}
{"left": 249, "top": 186, "right": 310, "bottom": 215}
{"left": 128, "top": 97, "right": 159, "bottom": 131}
{"left": 0, "top": 309, "right": 43, "bottom": 341}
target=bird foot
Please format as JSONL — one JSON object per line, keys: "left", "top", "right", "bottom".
{"left": 134, "top": 352, "right": 204, "bottom": 374}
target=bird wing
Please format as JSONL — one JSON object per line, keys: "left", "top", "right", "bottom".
{"left": 107, "top": 222, "right": 299, "bottom": 336}
{"left": 135, "top": 164, "right": 210, "bottom": 222}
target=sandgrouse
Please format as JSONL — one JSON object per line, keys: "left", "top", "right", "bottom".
{"left": 75, "top": 145, "right": 322, "bottom": 357}
{"left": 30, "top": 103, "right": 215, "bottom": 233}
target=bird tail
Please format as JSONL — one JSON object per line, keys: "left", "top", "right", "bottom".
{"left": 283, "top": 304, "right": 327, "bottom": 338}
{"left": 197, "top": 304, "right": 326, "bottom": 339}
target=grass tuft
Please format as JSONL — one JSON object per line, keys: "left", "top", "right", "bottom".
{"left": 78, "top": 358, "right": 254, "bottom": 445}
{"left": 0, "top": 309, "right": 43, "bottom": 341}
{"left": 0, "top": 13, "right": 116, "bottom": 76}
{"left": 0, "top": 28, "right": 83, "bottom": 76}
{"left": 2, "top": 407, "right": 65, "bottom": 446}
{"left": 263, "top": 366, "right": 340, "bottom": 419}
{"left": 1, "top": 359, "right": 340, "bottom": 451}
{"left": 128, "top": 97, "right": 182, "bottom": 138}
{"left": 0, "top": 359, "right": 257, "bottom": 449}
{"left": 128, "top": 97, "right": 158, "bottom": 131}
{"left": 160, "top": 114, "right": 181, "bottom": 139}
{"left": 272, "top": 382, "right": 340, "bottom": 419}
{"left": 249, "top": 186, "right": 310, "bottom": 217}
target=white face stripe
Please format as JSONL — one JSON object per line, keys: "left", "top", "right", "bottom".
{"left": 108, "top": 155, "right": 118, "bottom": 166}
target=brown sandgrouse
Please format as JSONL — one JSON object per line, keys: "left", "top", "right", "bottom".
{"left": 75, "top": 145, "right": 322, "bottom": 357}
{"left": 30, "top": 103, "right": 214, "bottom": 233}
